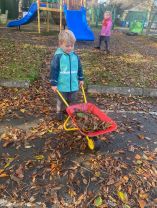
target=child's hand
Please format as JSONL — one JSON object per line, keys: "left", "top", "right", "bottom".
{"left": 51, "top": 86, "right": 57, "bottom": 92}
{"left": 79, "top": 81, "right": 84, "bottom": 87}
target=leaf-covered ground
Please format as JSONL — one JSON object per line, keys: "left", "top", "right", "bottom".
{"left": 80, "top": 32, "right": 157, "bottom": 88}
{"left": 0, "top": 27, "right": 157, "bottom": 207}
{"left": 0, "top": 82, "right": 157, "bottom": 207}
{"left": 1, "top": 28, "right": 157, "bottom": 87}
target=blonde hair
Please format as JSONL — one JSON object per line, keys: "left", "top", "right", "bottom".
{"left": 104, "top": 11, "right": 111, "bottom": 17}
{"left": 58, "top": 30, "right": 76, "bottom": 46}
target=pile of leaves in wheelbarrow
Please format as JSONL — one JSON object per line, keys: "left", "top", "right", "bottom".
{"left": 73, "top": 109, "right": 111, "bottom": 133}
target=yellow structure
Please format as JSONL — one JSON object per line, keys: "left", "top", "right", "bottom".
{"left": 37, "top": 0, "right": 87, "bottom": 33}
{"left": 37, "top": 0, "right": 63, "bottom": 33}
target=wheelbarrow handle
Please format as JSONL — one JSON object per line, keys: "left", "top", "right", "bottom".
{"left": 56, "top": 85, "right": 87, "bottom": 106}
{"left": 81, "top": 85, "right": 87, "bottom": 103}
{"left": 56, "top": 90, "right": 69, "bottom": 107}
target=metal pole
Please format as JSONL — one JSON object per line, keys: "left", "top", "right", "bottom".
{"left": 37, "top": 0, "right": 41, "bottom": 33}
{"left": 60, "top": 0, "right": 63, "bottom": 32}
{"left": 46, "top": 2, "right": 50, "bottom": 32}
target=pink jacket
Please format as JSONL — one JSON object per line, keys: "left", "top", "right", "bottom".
{"left": 100, "top": 18, "right": 112, "bottom": 36}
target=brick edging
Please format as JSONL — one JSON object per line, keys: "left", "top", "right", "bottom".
{"left": 1, "top": 82, "right": 157, "bottom": 97}
{"left": 0, "top": 80, "right": 30, "bottom": 88}
{"left": 88, "top": 85, "right": 157, "bottom": 97}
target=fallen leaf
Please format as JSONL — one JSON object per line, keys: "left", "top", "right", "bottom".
{"left": 123, "top": 205, "right": 131, "bottom": 208}
{"left": 139, "top": 193, "right": 148, "bottom": 200}
{"left": 15, "top": 164, "right": 24, "bottom": 179}
{"left": 20, "top": 109, "right": 26, "bottom": 113}
{"left": 137, "top": 134, "right": 145, "bottom": 140}
{"left": 94, "top": 196, "right": 103, "bottom": 207}
{"left": 135, "top": 154, "right": 141, "bottom": 160}
{"left": 34, "top": 155, "right": 45, "bottom": 160}
{"left": 68, "top": 187, "right": 76, "bottom": 197}
{"left": 117, "top": 191, "right": 128, "bottom": 203}
{"left": 0, "top": 173, "right": 8, "bottom": 177}
{"left": 138, "top": 199, "right": 146, "bottom": 208}
{"left": 83, "top": 178, "right": 88, "bottom": 185}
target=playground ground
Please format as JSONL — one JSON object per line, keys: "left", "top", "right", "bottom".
{"left": 0, "top": 25, "right": 157, "bottom": 207}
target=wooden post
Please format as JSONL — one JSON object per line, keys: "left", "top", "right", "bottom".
{"left": 46, "top": 2, "right": 50, "bottom": 32}
{"left": 84, "top": 0, "right": 86, "bottom": 8}
{"left": 67, "top": 0, "right": 69, "bottom": 9}
{"left": 60, "top": 0, "right": 63, "bottom": 31}
{"left": 37, "top": 0, "right": 41, "bottom": 33}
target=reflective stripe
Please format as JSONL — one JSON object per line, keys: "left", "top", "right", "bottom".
{"left": 60, "top": 71, "right": 77, "bottom": 74}
{"left": 50, "top": 79, "right": 57, "bottom": 82}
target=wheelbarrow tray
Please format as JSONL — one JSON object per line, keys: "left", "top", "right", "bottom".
{"left": 66, "top": 102, "right": 117, "bottom": 137}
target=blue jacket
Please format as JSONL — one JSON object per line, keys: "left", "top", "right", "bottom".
{"left": 50, "top": 48, "right": 84, "bottom": 92}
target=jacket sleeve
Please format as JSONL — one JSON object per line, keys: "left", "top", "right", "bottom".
{"left": 105, "top": 21, "right": 112, "bottom": 34}
{"left": 49, "top": 54, "right": 61, "bottom": 86}
{"left": 77, "top": 56, "right": 84, "bottom": 81}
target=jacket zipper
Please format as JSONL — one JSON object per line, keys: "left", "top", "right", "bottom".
{"left": 69, "top": 55, "right": 72, "bottom": 91}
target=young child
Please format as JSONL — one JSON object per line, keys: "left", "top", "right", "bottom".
{"left": 95, "top": 11, "right": 112, "bottom": 54}
{"left": 50, "top": 29, "right": 84, "bottom": 121}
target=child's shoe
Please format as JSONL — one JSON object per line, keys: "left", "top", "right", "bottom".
{"left": 95, "top": 46, "right": 100, "bottom": 49}
{"left": 106, "top": 49, "right": 110, "bottom": 54}
{"left": 56, "top": 112, "right": 64, "bottom": 121}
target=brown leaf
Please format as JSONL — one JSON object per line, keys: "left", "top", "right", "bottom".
{"left": 100, "top": 136, "right": 107, "bottom": 141}
{"left": 75, "top": 194, "right": 85, "bottom": 206}
{"left": 135, "top": 154, "right": 141, "bottom": 160}
{"left": 137, "top": 134, "right": 145, "bottom": 140}
{"left": 139, "top": 193, "right": 148, "bottom": 200}
{"left": 128, "top": 185, "right": 132, "bottom": 195}
{"left": 138, "top": 199, "right": 146, "bottom": 208}
{"left": 68, "top": 187, "right": 76, "bottom": 197}
{"left": 83, "top": 178, "right": 88, "bottom": 185}
{"left": 0, "top": 173, "right": 8, "bottom": 177}
{"left": 123, "top": 175, "right": 129, "bottom": 183}
{"left": 15, "top": 164, "right": 24, "bottom": 179}
{"left": 107, "top": 178, "right": 115, "bottom": 185}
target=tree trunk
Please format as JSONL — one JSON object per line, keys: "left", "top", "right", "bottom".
{"left": 146, "top": 0, "right": 156, "bottom": 34}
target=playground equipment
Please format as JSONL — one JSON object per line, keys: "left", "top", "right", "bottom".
{"left": 129, "top": 20, "right": 144, "bottom": 34}
{"left": 7, "top": 0, "right": 94, "bottom": 41}
{"left": 37, "top": 0, "right": 63, "bottom": 33}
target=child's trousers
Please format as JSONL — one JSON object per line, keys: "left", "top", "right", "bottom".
{"left": 56, "top": 91, "right": 78, "bottom": 114}
{"left": 98, "top": 35, "right": 110, "bottom": 51}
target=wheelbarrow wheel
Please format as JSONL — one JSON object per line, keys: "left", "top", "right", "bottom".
{"left": 87, "top": 138, "right": 95, "bottom": 150}
{"left": 87, "top": 137, "right": 101, "bottom": 151}
{"left": 93, "top": 137, "right": 101, "bottom": 151}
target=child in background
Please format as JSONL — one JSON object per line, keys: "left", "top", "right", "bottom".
{"left": 50, "top": 30, "right": 84, "bottom": 121}
{"left": 95, "top": 11, "right": 112, "bottom": 54}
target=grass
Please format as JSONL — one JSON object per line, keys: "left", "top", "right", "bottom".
{"left": 1, "top": 29, "right": 157, "bottom": 88}
{"left": 80, "top": 49, "right": 157, "bottom": 88}
{"left": 0, "top": 38, "right": 47, "bottom": 82}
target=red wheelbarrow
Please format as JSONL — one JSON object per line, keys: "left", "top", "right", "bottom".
{"left": 57, "top": 86, "right": 117, "bottom": 150}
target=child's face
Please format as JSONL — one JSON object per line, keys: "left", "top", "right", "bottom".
{"left": 104, "top": 13, "right": 110, "bottom": 19}
{"left": 61, "top": 42, "right": 74, "bottom": 54}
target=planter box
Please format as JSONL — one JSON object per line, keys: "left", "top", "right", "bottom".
{"left": 0, "top": 14, "right": 7, "bottom": 24}
{"left": 0, "top": 10, "right": 8, "bottom": 24}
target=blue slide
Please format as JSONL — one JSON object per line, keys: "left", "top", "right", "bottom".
{"left": 7, "top": 2, "right": 94, "bottom": 41}
{"left": 7, "top": 2, "right": 45, "bottom": 27}
{"left": 64, "top": 5, "right": 95, "bottom": 41}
